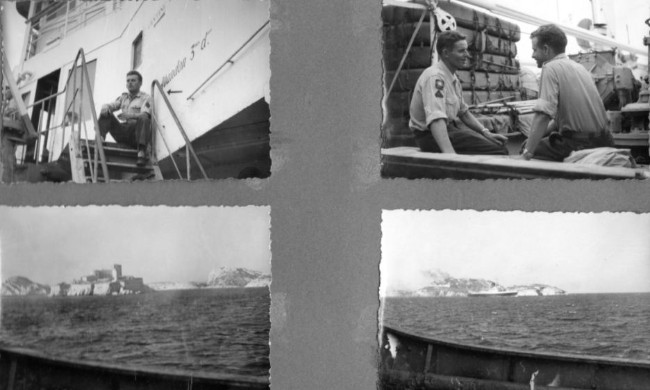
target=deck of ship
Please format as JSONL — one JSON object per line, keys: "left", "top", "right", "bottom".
{"left": 381, "top": 147, "right": 650, "bottom": 180}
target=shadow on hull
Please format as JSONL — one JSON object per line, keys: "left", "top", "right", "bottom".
{"left": 158, "top": 98, "right": 271, "bottom": 180}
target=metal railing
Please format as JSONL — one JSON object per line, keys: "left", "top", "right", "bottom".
{"left": 25, "top": 1, "right": 111, "bottom": 60}
{"left": 187, "top": 20, "right": 270, "bottom": 101}
{"left": 150, "top": 80, "right": 208, "bottom": 180}
{"left": 22, "top": 48, "right": 109, "bottom": 182}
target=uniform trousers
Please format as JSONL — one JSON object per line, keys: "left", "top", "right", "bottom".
{"left": 98, "top": 112, "right": 151, "bottom": 149}
{"left": 527, "top": 131, "right": 614, "bottom": 162}
{"left": 412, "top": 121, "right": 508, "bottom": 155}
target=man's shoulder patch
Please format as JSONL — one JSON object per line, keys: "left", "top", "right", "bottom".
{"left": 435, "top": 79, "right": 444, "bottom": 90}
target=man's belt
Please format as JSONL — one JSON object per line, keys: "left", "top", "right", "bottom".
{"left": 559, "top": 130, "right": 609, "bottom": 140}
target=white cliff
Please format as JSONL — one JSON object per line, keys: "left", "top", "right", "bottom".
{"left": 207, "top": 267, "right": 270, "bottom": 288}
{"left": 1, "top": 276, "right": 50, "bottom": 296}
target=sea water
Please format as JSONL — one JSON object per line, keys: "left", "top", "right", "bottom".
{"left": 0, "top": 287, "right": 270, "bottom": 378}
{"left": 381, "top": 293, "right": 650, "bottom": 361}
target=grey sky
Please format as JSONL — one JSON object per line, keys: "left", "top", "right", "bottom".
{"left": 381, "top": 210, "right": 650, "bottom": 295}
{"left": 0, "top": 206, "right": 271, "bottom": 285}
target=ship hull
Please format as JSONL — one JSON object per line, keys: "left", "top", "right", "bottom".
{"left": 468, "top": 291, "right": 518, "bottom": 297}
{"left": 10, "top": 0, "right": 271, "bottom": 181}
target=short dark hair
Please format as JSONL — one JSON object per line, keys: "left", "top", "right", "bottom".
{"left": 530, "top": 24, "right": 567, "bottom": 54}
{"left": 126, "top": 70, "right": 143, "bottom": 83}
{"left": 436, "top": 30, "right": 466, "bottom": 56}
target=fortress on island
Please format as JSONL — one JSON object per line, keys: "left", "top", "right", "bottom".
{"left": 2, "top": 265, "right": 270, "bottom": 297}
{"left": 51, "top": 264, "right": 146, "bottom": 296}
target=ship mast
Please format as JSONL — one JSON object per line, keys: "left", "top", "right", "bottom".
{"left": 590, "top": 0, "right": 609, "bottom": 50}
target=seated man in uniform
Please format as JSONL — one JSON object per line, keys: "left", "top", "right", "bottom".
{"left": 409, "top": 30, "right": 508, "bottom": 155}
{"left": 521, "top": 24, "right": 613, "bottom": 161}
{"left": 99, "top": 70, "right": 152, "bottom": 166}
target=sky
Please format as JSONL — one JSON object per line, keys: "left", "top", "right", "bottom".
{"left": 0, "top": 206, "right": 271, "bottom": 285}
{"left": 380, "top": 210, "right": 650, "bottom": 295}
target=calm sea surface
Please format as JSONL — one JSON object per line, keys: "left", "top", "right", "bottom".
{"left": 382, "top": 293, "right": 650, "bottom": 361}
{"left": 0, "top": 287, "right": 270, "bottom": 378}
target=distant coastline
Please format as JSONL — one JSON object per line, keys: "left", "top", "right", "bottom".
{"left": 384, "top": 270, "right": 566, "bottom": 298}
{"left": 2, "top": 265, "right": 271, "bottom": 297}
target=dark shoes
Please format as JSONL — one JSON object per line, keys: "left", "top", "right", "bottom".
{"left": 137, "top": 150, "right": 147, "bottom": 166}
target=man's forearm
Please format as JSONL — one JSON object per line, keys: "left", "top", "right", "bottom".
{"left": 429, "top": 119, "right": 455, "bottom": 153}
{"left": 459, "top": 111, "right": 487, "bottom": 133}
{"left": 525, "top": 112, "right": 552, "bottom": 156}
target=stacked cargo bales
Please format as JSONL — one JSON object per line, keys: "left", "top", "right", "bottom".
{"left": 382, "top": 2, "right": 523, "bottom": 148}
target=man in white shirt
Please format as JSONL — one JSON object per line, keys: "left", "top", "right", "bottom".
{"left": 521, "top": 24, "right": 613, "bottom": 161}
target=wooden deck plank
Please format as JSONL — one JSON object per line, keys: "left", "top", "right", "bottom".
{"left": 381, "top": 147, "right": 650, "bottom": 179}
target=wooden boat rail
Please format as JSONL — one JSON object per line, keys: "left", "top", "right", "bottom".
{"left": 381, "top": 147, "right": 650, "bottom": 179}
{"left": 380, "top": 325, "right": 650, "bottom": 390}
{"left": 0, "top": 345, "right": 269, "bottom": 390}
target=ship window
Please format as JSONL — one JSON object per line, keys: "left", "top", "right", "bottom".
{"left": 132, "top": 32, "right": 143, "bottom": 69}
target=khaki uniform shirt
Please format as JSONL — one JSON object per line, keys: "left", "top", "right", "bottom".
{"left": 106, "top": 91, "right": 151, "bottom": 116}
{"left": 409, "top": 61, "right": 468, "bottom": 132}
{"left": 533, "top": 53, "right": 608, "bottom": 134}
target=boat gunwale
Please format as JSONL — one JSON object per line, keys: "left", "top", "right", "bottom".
{"left": 381, "top": 324, "right": 650, "bottom": 369}
{"left": 381, "top": 147, "right": 649, "bottom": 179}
{"left": 0, "top": 345, "right": 269, "bottom": 386}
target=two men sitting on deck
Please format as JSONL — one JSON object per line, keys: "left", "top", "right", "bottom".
{"left": 410, "top": 27, "right": 614, "bottom": 161}
{"left": 99, "top": 70, "right": 152, "bottom": 166}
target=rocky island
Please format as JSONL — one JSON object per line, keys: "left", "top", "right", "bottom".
{"left": 386, "top": 270, "right": 566, "bottom": 298}
{"left": 149, "top": 267, "right": 271, "bottom": 291}
{"left": 1, "top": 265, "right": 270, "bottom": 297}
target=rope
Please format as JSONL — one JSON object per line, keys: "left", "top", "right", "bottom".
{"left": 385, "top": 9, "right": 427, "bottom": 99}
{"left": 427, "top": 0, "right": 438, "bottom": 64}
{"left": 470, "top": 70, "right": 477, "bottom": 105}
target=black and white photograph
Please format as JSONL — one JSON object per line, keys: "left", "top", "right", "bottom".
{"left": 379, "top": 209, "right": 650, "bottom": 389}
{"left": 0, "top": 206, "right": 271, "bottom": 389}
{"left": 380, "top": 0, "right": 650, "bottom": 179}
{"left": 1, "top": 0, "right": 271, "bottom": 182}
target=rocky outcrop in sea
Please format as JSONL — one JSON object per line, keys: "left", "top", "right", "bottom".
{"left": 2, "top": 266, "right": 271, "bottom": 297}
{"left": 1, "top": 276, "right": 51, "bottom": 296}
{"left": 508, "top": 284, "right": 566, "bottom": 296}
{"left": 207, "top": 267, "right": 270, "bottom": 288}
{"left": 387, "top": 270, "right": 566, "bottom": 298}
